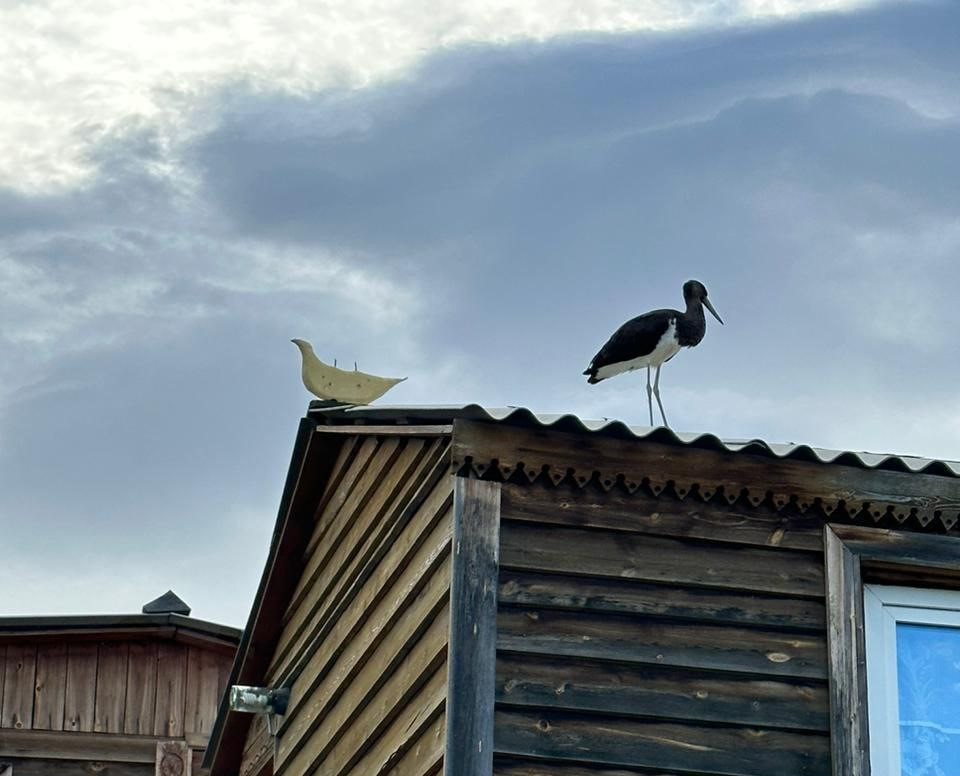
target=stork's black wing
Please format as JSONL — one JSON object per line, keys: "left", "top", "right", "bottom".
{"left": 583, "top": 308, "right": 677, "bottom": 383}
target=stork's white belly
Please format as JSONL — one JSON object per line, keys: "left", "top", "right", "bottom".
{"left": 595, "top": 319, "right": 681, "bottom": 380}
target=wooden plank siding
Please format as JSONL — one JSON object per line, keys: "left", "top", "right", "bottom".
{"left": 238, "top": 713, "right": 273, "bottom": 776}
{"left": 0, "top": 639, "right": 232, "bottom": 746}
{"left": 275, "top": 488, "right": 452, "bottom": 774}
{"left": 154, "top": 643, "right": 188, "bottom": 738}
{"left": 64, "top": 644, "right": 98, "bottom": 733}
{"left": 94, "top": 642, "right": 129, "bottom": 734}
{"left": 269, "top": 437, "right": 447, "bottom": 683}
{"left": 494, "top": 482, "right": 831, "bottom": 776}
{"left": 2, "top": 644, "right": 37, "bottom": 730}
{"left": 33, "top": 644, "right": 68, "bottom": 732}
{"left": 184, "top": 646, "right": 224, "bottom": 738}
{"left": 123, "top": 642, "right": 157, "bottom": 736}
{"left": 232, "top": 433, "right": 453, "bottom": 776}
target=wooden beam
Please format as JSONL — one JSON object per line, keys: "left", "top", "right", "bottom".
{"left": 313, "top": 424, "right": 453, "bottom": 437}
{"left": 496, "top": 652, "right": 829, "bottom": 733}
{"left": 2, "top": 759, "right": 150, "bottom": 776}
{"left": 452, "top": 420, "right": 960, "bottom": 528}
{"left": 830, "top": 523, "right": 960, "bottom": 568}
{"left": 495, "top": 708, "right": 830, "bottom": 775}
{"left": 824, "top": 526, "right": 869, "bottom": 776}
{"left": 0, "top": 729, "right": 174, "bottom": 763}
{"left": 444, "top": 477, "right": 501, "bottom": 776}
{"left": 500, "top": 481, "right": 825, "bottom": 552}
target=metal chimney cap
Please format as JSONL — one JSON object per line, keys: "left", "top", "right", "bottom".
{"left": 142, "top": 590, "right": 191, "bottom": 615}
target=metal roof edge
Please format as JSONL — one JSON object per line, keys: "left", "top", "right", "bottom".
{"left": 204, "top": 414, "right": 325, "bottom": 774}
{"left": 0, "top": 612, "right": 241, "bottom": 642}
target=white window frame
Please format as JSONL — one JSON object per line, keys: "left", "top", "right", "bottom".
{"left": 863, "top": 584, "right": 960, "bottom": 776}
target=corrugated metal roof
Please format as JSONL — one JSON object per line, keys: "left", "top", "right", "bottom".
{"left": 309, "top": 402, "right": 960, "bottom": 478}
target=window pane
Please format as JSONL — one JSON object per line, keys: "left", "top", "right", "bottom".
{"left": 897, "top": 623, "right": 960, "bottom": 776}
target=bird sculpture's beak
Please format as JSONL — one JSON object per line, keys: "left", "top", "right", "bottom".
{"left": 703, "top": 298, "right": 724, "bottom": 325}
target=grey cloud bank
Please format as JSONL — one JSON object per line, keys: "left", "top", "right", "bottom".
{"left": 1, "top": 1, "right": 958, "bottom": 624}
{"left": 193, "top": 0, "right": 960, "bottom": 432}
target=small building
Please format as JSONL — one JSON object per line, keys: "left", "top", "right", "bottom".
{"left": 0, "top": 592, "right": 240, "bottom": 776}
{"left": 204, "top": 404, "right": 960, "bottom": 776}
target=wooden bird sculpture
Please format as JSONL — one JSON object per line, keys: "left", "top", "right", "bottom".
{"left": 291, "top": 339, "right": 406, "bottom": 405}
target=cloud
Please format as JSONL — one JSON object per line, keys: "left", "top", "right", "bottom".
{"left": 189, "top": 2, "right": 960, "bottom": 418}
{"left": 2, "top": 0, "right": 959, "bottom": 624}
{"left": 0, "top": 0, "right": 885, "bottom": 193}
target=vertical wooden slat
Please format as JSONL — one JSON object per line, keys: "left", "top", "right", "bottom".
{"left": 825, "top": 525, "right": 869, "bottom": 776}
{"left": 1, "top": 644, "right": 37, "bottom": 730}
{"left": 184, "top": 647, "right": 223, "bottom": 736}
{"left": 218, "top": 653, "right": 232, "bottom": 700}
{"left": 94, "top": 642, "right": 129, "bottom": 734}
{"left": 0, "top": 645, "right": 6, "bottom": 724}
{"left": 154, "top": 643, "right": 188, "bottom": 737}
{"left": 64, "top": 643, "right": 98, "bottom": 732}
{"left": 33, "top": 643, "right": 68, "bottom": 731}
{"left": 124, "top": 642, "right": 158, "bottom": 735}
{"left": 444, "top": 477, "right": 501, "bottom": 776}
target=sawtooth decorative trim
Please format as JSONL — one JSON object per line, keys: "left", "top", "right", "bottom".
{"left": 450, "top": 420, "right": 960, "bottom": 533}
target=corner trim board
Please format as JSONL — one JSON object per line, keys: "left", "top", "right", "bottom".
{"left": 824, "top": 526, "right": 868, "bottom": 776}
{"left": 445, "top": 476, "right": 501, "bottom": 776}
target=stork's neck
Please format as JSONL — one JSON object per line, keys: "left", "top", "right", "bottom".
{"left": 677, "top": 297, "right": 707, "bottom": 346}
{"left": 683, "top": 296, "right": 705, "bottom": 321}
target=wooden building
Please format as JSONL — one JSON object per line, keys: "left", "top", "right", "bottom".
{"left": 204, "top": 404, "right": 960, "bottom": 776}
{"left": 0, "top": 593, "right": 240, "bottom": 776}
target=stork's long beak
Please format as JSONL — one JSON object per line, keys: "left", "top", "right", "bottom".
{"left": 704, "top": 298, "right": 724, "bottom": 325}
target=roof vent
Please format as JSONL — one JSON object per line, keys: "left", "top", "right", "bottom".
{"left": 142, "top": 590, "right": 191, "bottom": 616}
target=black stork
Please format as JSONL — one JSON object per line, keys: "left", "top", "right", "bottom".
{"left": 583, "top": 280, "right": 723, "bottom": 428}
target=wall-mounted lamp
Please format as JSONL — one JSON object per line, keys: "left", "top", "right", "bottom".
{"left": 228, "top": 685, "right": 291, "bottom": 716}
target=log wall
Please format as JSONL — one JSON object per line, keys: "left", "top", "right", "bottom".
{"left": 241, "top": 433, "right": 453, "bottom": 776}
{"left": 493, "top": 481, "right": 831, "bottom": 776}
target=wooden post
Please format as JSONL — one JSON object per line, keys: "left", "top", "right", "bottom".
{"left": 444, "top": 477, "right": 501, "bottom": 776}
{"left": 156, "top": 740, "right": 192, "bottom": 776}
{"left": 824, "top": 526, "right": 869, "bottom": 776}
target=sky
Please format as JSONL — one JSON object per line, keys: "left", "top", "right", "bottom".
{"left": 1, "top": 0, "right": 958, "bottom": 627}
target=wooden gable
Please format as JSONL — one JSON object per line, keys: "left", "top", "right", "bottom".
{"left": 0, "top": 617, "right": 238, "bottom": 776}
